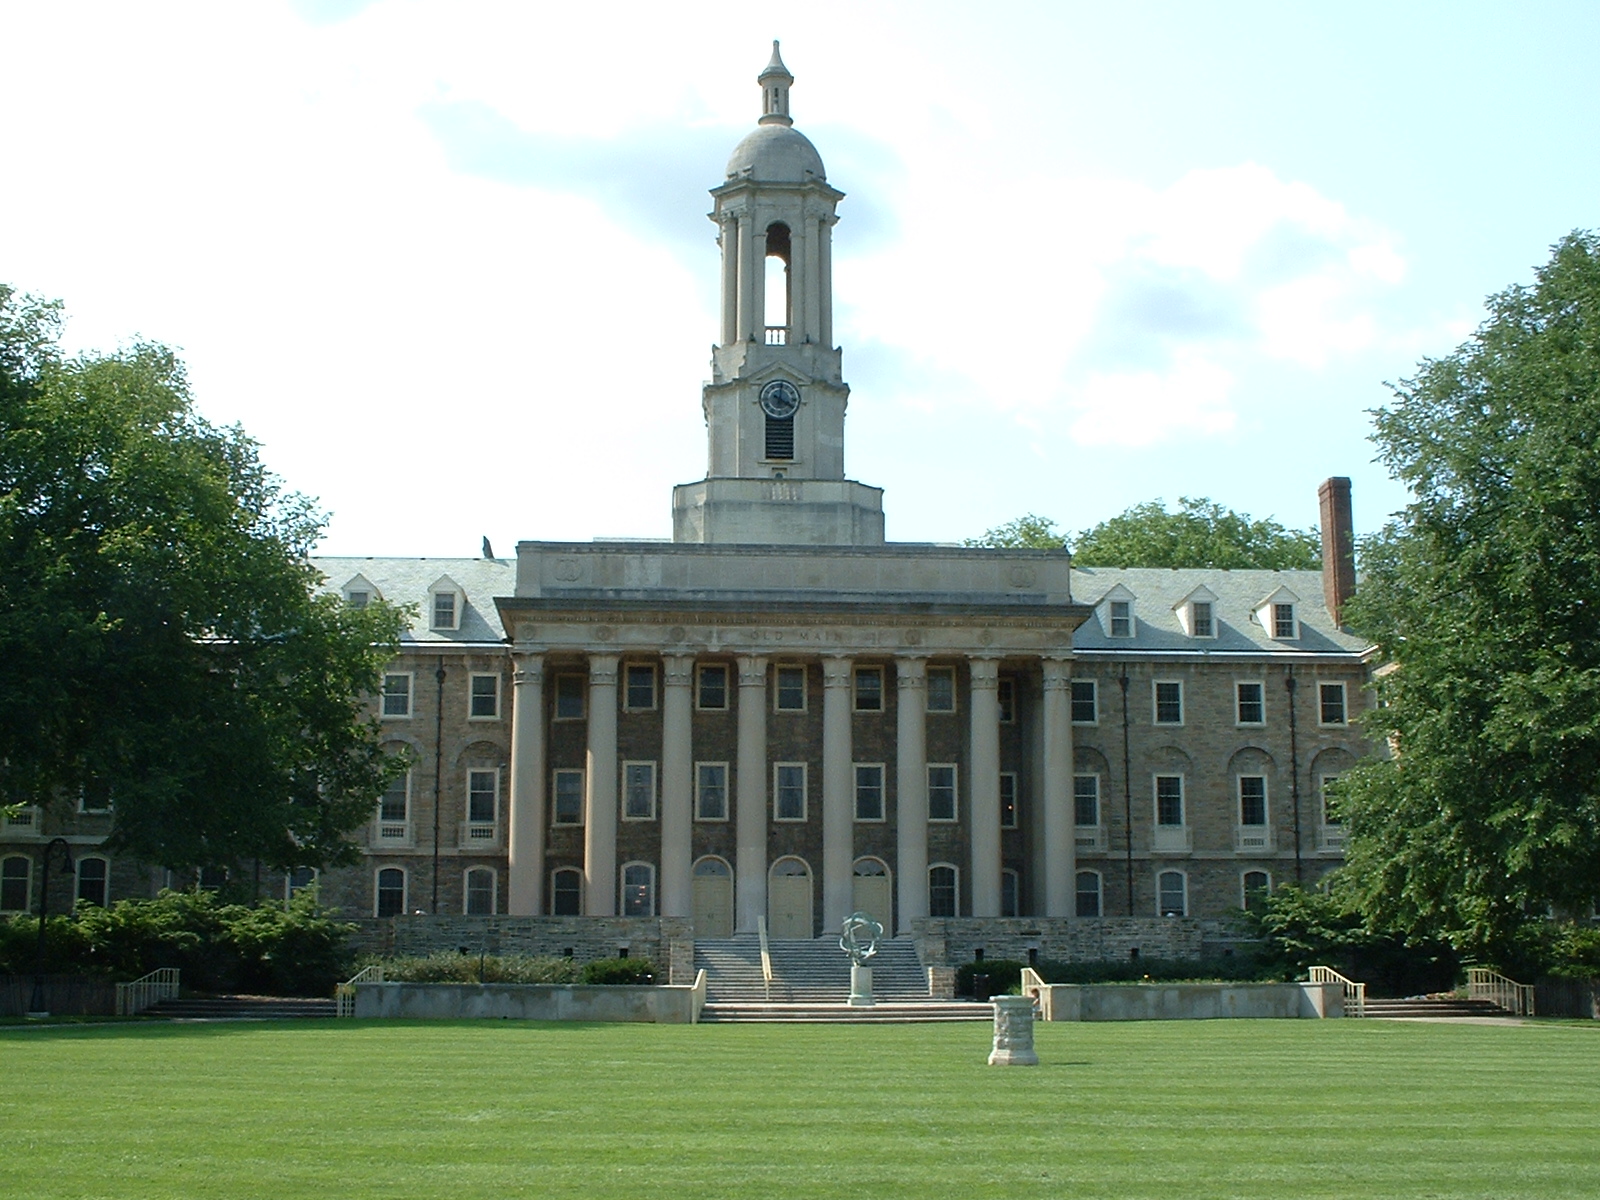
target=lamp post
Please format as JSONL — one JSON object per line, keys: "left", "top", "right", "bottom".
{"left": 27, "top": 837, "right": 74, "bottom": 1018}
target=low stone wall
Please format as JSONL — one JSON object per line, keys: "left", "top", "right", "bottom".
{"left": 348, "top": 916, "right": 698, "bottom": 984}
{"left": 913, "top": 917, "right": 1209, "bottom": 967}
{"left": 353, "top": 980, "right": 704, "bottom": 1023}
{"left": 1030, "top": 980, "right": 1342, "bottom": 1021}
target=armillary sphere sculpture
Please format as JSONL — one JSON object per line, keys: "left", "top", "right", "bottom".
{"left": 838, "top": 911, "right": 883, "bottom": 967}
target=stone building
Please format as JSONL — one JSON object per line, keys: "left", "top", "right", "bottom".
{"left": 0, "top": 46, "right": 1373, "bottom": 965}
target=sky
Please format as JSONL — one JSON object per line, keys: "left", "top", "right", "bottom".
{"left": 3, "top": 1, "right": 1598, "bottom": 557}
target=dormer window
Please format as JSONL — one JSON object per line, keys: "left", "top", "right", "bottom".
{"left": 347, "top": 591, "right": 369, "bottom": 609}
{"left": 1192, "top": 602, "right": 1214, "bottom": 637}
{"left": 1110, "top": 600, "right": 1131, "bottom": 637}
{"left": 427, "top": 575, "right": 465, "bottom": 632}
{"left": 1273, "top": 603, "right": 1296, "bottom": 639}
{"left": 1175, "top": 586, "right": 1218, "bottom": 639}
{"left": 340, "top": 573, "right": 380, "bottom": 610}
{"left": 432, "top": 592, "right": 457, "bottom": 629}
{"left": 1254, "top": 587, "right": 1302, "bottom": 641}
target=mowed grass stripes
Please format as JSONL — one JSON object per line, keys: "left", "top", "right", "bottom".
{"left": 1, "top": 1018, "right": 1596, "bottom": 1199}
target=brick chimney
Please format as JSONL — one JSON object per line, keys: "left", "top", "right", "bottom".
{"left": 1318, "top": 477, "right": 1355, "bottom": 627}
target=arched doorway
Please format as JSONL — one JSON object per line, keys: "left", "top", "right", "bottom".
{"left": 767, "top": 856, "right": 813, "bottom": 939}
{"left": 851, "top": 857, "right": 892, "bottom": 932}
{"left": 691, "top": 856, "right": 734, "bottom": 938}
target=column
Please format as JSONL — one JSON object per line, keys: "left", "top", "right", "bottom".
{"left": 821, "top": 655, "right": 853, "bottom": 936}
{"left": 803, "top": 215, "right": 823, "bottom": 345}
{"left": 1041, "top": 656, "right": 1077, "bottom": 917}
{"left": 660, "top": 654, "right": 695, "bottom": 918}
{"left": 737, "top": 213, "right": 757, "bottom": 342}
{"left": 895, "top": 657, "right": 928, "bottom": 934}
{"left": 969, "top": 657, "right": 1002, "bottom": 917}
{"left": 819, "top": 214, "right": 834, "bottom": 347}
{"left": 584, "top": 654, "right": 619, "bottom": 916}
{"left": 735, "top": 655, "right": 768, "bottom": 932}
{"left": 719, "top": 217, "right": 739, "bottom": 346}
{"left": 506, "top": 652, "right": 545, "bottom": 915}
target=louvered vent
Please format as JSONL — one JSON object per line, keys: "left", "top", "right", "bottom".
{"left": 765, "top": 414, "right": 794, "bottom": 460}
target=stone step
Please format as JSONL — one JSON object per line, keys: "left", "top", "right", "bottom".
{"left": 699, "top": 1001, "right": 991, "bottom": 1024}
{"left": 1361, "top": 997, "right": 1512, "bottom": 1019}
{"left": 144, "top": 995, "right": 337, "bottom": 1020}
{"left": 695, "top": 936, "right": 929, "bottom": 1004}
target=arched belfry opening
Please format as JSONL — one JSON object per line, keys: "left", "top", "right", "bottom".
{"left": 764, "top": 221, "right": 791, "bottom": 345}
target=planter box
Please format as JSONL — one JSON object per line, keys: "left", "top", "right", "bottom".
{"left": 1028, "top": 980, "right": 1342, "bottom": 1021}
{"left": 352, "top": 979, "right": 705, "bottom": 1023}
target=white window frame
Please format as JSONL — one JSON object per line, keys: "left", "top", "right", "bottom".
{"left": 1001, "top": 868, "right": 1020, "bottom": 918}
{"left": 1235, "top": 680, "right": 1266, "bottom": 726}
{"left": 621, "top": 861, "right": 656, "bottom": 917}
{"left": 552, "top": 768, "right": 585, "bottom": 827}
{"left": 696, "top": 664, "right": 729, "bottom": 711}
{"left": 1157, "top": 869, "right": 1188, "bottom": 917}
{"left": 430, "top": 588, "right": 462, "bottom": 632}
{"left": 925, "top": 665, "right": 957, "bottom": 714}
{"left": 1153, "top": 775, "right": 1188, "bottom": 852}
{"left": 928, "top": 763, "right": 959, "bottom": 822}
{"left": 1318, "top": 681, "right": 1349, "bottom": 726}
{"left": 381, "top": 672, "right": 413, "bottom": 719}
{"left": 1153, "top": 679, "right": 1184, "bottom": 725}
{"left": 853, "top": 666, "right": 884, "bottom": 713}
{"left": 463, "top": 866, "right": 497, "bottom": 916}
{"left": 1076, "top": 869, "right": 1103, "bottom": 918}
{"left": 623, "top": 662, "right": 658, "bottom": 712}
{"left": 1237, "top": 775, "right": 1269, "bottom": 827}
{"left": 854, "top": 763, "right": 886, "bottom": 822}
{"left": 468, "top": 672, "right": 501, "bottom": 720}
{"left": 928, "top": 862, "right": 960, "bottom": 918}
{"left": 550, "top": 866, "right": 583, "bottom": 915}
{"left": 1074, "top": 773, "right": 1100, "bottom": 829}
{"left": 773, "top": 762, "right": 808, "bottom": 822}
{"left": 464, "top": 767, "right": 500, "bottom": 844}
{"left": 0, "top": 855, "right": 32, "bottom": 912}
{"left": 1000, "top": 771, "right": 1018, "bottom": 829}
{"left": 553, "top": 673, "right": 586, "bottom": 721}
{"left": 1271, "top": 601, "right": 1298, "bottom": 640}
{"left": 1108, "top": 598, "right": 1134, "bottom": 638}
{"left": 1071, "top": 679, "right": 1098, "bottom": 725}
{"left": 1189, "top": 599, "right": 1216, "bottom": 639}
{"left": 1241, "top": 870, "right": 1272, "bottom": 910}
{"left": 773, "top": 663, "right": 809, "bottom": 713}
{"left": 694, "top": 762, "right": 729, "bottom": 822}
{"left": 622, "top": 760, "right": 658, "bottom": 821}
{"left": 375, "top": 866, "right": 407, "bottom": 918}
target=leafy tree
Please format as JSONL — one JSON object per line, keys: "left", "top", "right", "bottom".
{"left": 0, "top": 286, "right": 406, "bottom": 873}
{"left": 1071, "top": 497, "right": 1320, "bottom": 569}
{"left": 1337, "top": 232, "right": 1600, "bottom": 961}
{"left": 964, "top": 513, "right": 1066, "bottom": 550}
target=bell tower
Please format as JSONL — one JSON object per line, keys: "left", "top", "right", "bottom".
{"left": 672, "top": 43, "right": 885, "bottom": 545}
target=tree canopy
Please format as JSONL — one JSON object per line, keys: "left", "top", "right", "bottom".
{"left": 968, "top": 497, "right": 1320, "bottom": 569}
{"left": 1337, "top": 232, "right": 1600, "bottom": 958}
{"left": 0, "top": 286, "right": 406, "bottom": 873}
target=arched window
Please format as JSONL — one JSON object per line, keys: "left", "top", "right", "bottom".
{"left": 464, "top": 867, "right": 496, "bottom": 916}
{"left": 1242, "top": 870, "right": 1271, "bottom": 914}
{"left": 621, "top": 862, "right": 656, "bottom": 918}
{"left": 375, "top": 867, "right": 406, "bottom": 918}
{"left": 1001, "top": 869, "right": 1020, "bottom": 918}
{"left": 76, "top": 856, "right": 109, "bottom": 907}
{"left": 1157, "top": 870, "right": 1187, "bottom": 918}
{"left": 928, "top": 864, "right": 959, "bottom": 918}
{"left": 1076, "top": 870, "right": 1102, "bottom": 918}
{"left": 1, "top": 855, "right": 30, "bottom": 912}
{"left": 551, "top": 867, "right": 582, "bottom": 916}
{"left": 764, "top": 221, "right": 791, "bottom": 343}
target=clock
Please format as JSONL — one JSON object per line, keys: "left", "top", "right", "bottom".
{"left": 759, "top": 379, "right": 800, "bottom": 419}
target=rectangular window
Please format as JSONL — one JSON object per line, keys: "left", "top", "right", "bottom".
{"left": 622, "top": 761, "right": 656, "bottom": 820}
{"left": 1158, "top": 870, "right": 1187, "bottom": 917}
{"left": 1192, "top": 601, "right": 1214, "bottom": 638}
{"left": 1237, "top": 681, "right": 1265, "bottom": 725}
{"left": 998, "top": 678, "right": 1016, "bottom": 723}
{"left": 469, "top": 673, "right": 500, "bottom": 719}
{"left": 696, "top": 664, "right": 728, "bottom": 710}
{"left": 928, "top": 764, "right": 958, "bottom": 822}
{"left": 379, "top": 773, "right": 409, "bottom": 823}
{"left": 853, "top": 666, "right": 884, "bottom": 712}
{"left": 1075, "top": 871, "right": 1101, "bottom": 918}
{"left": 1239, "top": 776, "right": 1267, "bottom": 826}
{"left": 381, "top": 673, "right": 412, "bottom": 718}
{"left": 432, "top": 591, "right": 457, "bottom": 630}
{"left": 554, "top": 674, "right": 585, "bottom": 720}
{"left": 1071, "top": 679, "right": 1097, "bottom": 724}
{"left": 1000, "top": 772, "right": 1018, "bottom": 828}
{"left": 465, "top": 868, "right": 495, "bottom": 916}
{"left": 1156, "top": 775, "right": 1184, "bottom": 827}
{"left": 775, "top": 665, "right": 807, "bottom": 712}
{"left": 79, "top": 781, "right": 112, "bottom": 813}
{"left": 1074, "top": 774, "right": 1100, "bottom": 827}
{"left": 1110, "top": 600, "right": 1132, "bottom": 637}
{"left": 854, "top": 764, "right": 885, "bottom": 821}
{"left": 1320, "top": 774, "right": 1342, "bottom": 825}
{"left": 695, "top": 763, "right": 728, "bottom": 821}
{"left": 2, "top": 857, "right": 30, "bottom": 912}
{"left": 625, "top": 663, "right": 657, "bottom": 711}
{"left": 1001, "top": 870, "right": 1019, "bottom": 918}
{"left": 926, "top": 666, "right": 956, "bottom": 713}
{"left": 467, "top": 769, "right": 497, "bottom": 824}
{"left": 346, "top": 590, "right": 369, "bottom": 609}
{"left": 1273, "top": 602, "right": 1297, "bottom": 639}
{"left": 774, "top": 763, "right": 807, "bottom": 821}
{"left": 1154, "top": 680, "right": 1183, "bottom": 724}
{"left": 1320, "top": 682, "right": 1348, "bottom": 725}
{"left": 553, "top": 769, "right": 584, "bottom": 826}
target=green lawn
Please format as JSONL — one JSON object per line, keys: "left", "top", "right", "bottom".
{"left": 2, "top": 1018, "right": 1596, "bottom": 1199}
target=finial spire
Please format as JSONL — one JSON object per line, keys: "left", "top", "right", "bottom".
{"left": 757, "top": 40, "right": 793, "bottom": 127}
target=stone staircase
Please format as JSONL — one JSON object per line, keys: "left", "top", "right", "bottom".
{"left": 1360, "top": 996, "right": 1514, "bottom": 1019}
{"left": 143, "top": 994, "right": 337, "bottom": 1020}
{"left": 694, "top": 935, "right": 991, "bottom": 1023}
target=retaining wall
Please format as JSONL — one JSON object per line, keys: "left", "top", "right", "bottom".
{"left": 352, "top": 980, "right": 704, "bottom": 1023}
{"left": 1030, "top": 980, "right": 1341, "bottom": 1021}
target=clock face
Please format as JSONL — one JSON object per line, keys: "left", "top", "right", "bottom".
{"left": 759, "top": 379, "right": 800, "bottom": 419}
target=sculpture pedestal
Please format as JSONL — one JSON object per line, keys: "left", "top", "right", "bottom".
{"left": 987, "top": 995, "right": 1039, "bottom": 1065}
{"left": 848, "top": 965, "right": 874, "bottom": 1006}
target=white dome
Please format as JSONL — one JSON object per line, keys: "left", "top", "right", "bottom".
{"left": 725, "top": 123, "right": 826, "bottom": 183}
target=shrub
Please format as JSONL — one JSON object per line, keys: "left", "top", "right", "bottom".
{"left": 1032, "top": 956, "right": 1276, "bottom": 985}
{"left": 580, "top": 957, "right": 657, "bottom": 986}
{"left": 0, "top": 913, "right": 94, "bottom": 976}
{"left": 955, "top": 959, "right": 1025, "bottom": 997}
{"left": 378, "top": 953, "right": 583, "bottom": 985}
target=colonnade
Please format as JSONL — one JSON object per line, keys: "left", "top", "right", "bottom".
{"left": 505, "top": 651, "right": 1076, "bottom": 933}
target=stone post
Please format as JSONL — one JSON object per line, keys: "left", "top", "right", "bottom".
{"left": 988, "top": 995, "right": 1039, "bottom": 1066}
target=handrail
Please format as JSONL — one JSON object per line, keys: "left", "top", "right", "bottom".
{"left": 756, "top": 915, "right": 774, "bottom": 1003}
{"left": 1020, "top": 966, "right": 1049, "bottom": 1020}
{"left": 115, "top": 967, "right": 180, "bottom": 1016}
{"left": 1467, "top": 967, "right": 1535, "bottom": 1016}
{"left": 690, "top": 968, "right": 708, "bottom": 1024}
{"left": 336, "top": 963, "right": 385, "bottom": 1018}
{"left": 1308, "top": 965, "right": 1366, "bottom": 1018}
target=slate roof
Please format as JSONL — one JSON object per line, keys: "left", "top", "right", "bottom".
{"left": 310, "top": 557, "right": 514, "bottom": 644}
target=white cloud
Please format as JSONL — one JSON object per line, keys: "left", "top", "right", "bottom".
{"left": 1069, "top": 354, "right": 1237, "bottom": 447}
